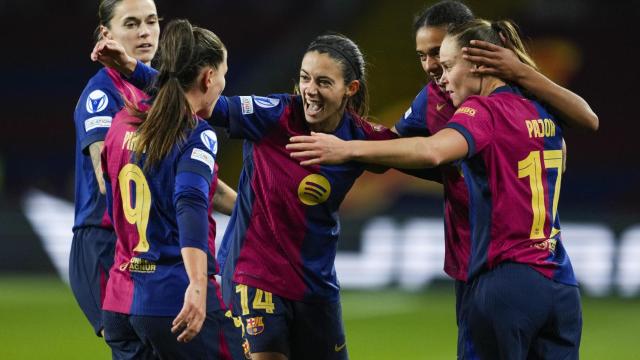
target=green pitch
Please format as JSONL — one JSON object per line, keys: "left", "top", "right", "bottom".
{"left": 1, "top": 276, "right": 638, "bottom": 359}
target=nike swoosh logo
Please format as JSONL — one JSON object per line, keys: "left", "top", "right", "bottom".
{"left": 335, "top": 343, "right": 346, "bottom": 352}
{"left": 436, "top": 103, "right": 445, "bottom": 111}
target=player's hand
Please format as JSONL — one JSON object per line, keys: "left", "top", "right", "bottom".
{"left": 462, "top": 40, "right": 528, "bottom": 82}
{"left": 287, "top": 132, "right": 351, "bottom": 166}
{"left": 171, "top": 282, "right": 206, "bottom": 343}
{"left": 91, "top": 39, "right": 137, "bottom": 76}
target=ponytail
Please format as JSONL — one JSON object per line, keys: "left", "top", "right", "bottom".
{"left": 448, "top": 19, "right": 537, "bottom": 71}
{"left": 128, "top": 19, "right": 226, "bottom": 171}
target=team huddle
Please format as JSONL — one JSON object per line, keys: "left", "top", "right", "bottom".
{"left": 72, "top": 0, "right": 598, "bottom": 359}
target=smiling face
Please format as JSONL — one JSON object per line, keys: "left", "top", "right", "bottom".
{"left": 415, "top": 25, "right": 447, "bottom": 83}
{"left": 439, "top": 35, "right": 480, "bottom": 107}
{"left": 101, "top": 0, "right": 160, "bottom": 64}
{"left": 298, "top": 51, "right": 358, "bottom": 132}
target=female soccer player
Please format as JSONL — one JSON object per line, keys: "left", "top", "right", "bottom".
{"left": 73, "top": 0, "right": 237, "bottom": 338}
{"left": 71, "top": 0, "right": 159, "bottom": 337}
{"left": 100, "top": 19, "right": 242, "bottom": 359}
{"left": 93, "top": 32, "right": 397, "bottom": 360}
{"left": 288, "top": 19, "right": 583, "bottom": 359}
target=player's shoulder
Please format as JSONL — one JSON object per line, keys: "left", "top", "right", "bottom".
{"left": 186, "top": 119, "right": 218, "bottom": 153}
{"left": 82, "top": 68, "right": 119, "bottom": 97}
{"left": 455, "top": 95, "right": 492, "bottom": 118}
{"left": 76, "top": 68, "right": 122, "bottom": 118}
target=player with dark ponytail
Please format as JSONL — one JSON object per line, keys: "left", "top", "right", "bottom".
{"left": 100, "top": 19, "right": 243, "bottom": 359}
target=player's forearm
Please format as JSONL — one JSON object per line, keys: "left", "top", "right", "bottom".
{"left": 213, "top": 180, "right": 237, "bottom": 215}
{"left": 515, "top": 65, "right": 599, "bottom": 131}
{"left": 349, "top": 137, "right": 442, "bottom": 169}
{"left": 89, "top": 141, "right": 106, "bottom": 195}
{"left": 181, "top": 247, "right": 208, "bottom": 286}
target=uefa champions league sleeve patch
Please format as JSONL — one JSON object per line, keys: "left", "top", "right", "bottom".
{"left": 85, "top": 90, "right": 109, "bottom": 114}
{"left": 190, "top": 148, "right": 215, "bottom": 173}
{"left": 200, "top": 130, "right": 218, "bottom": 155}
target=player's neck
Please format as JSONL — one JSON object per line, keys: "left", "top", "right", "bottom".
{"left": 479, "top": 77, "right": 507, "bottom": 97}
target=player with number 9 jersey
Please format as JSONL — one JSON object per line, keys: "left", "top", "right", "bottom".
{"left": 101, "top": 112, "right": 220, "bottom": 317}
{"left": 99, "top": 20, "right": 244, "bottom": 359}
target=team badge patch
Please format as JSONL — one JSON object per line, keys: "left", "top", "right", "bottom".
{"left": 240, "top": 96, "right": 254, "bottom": 115}
{"left": 86, "top": 89, "right": 109, "bottom": 113}
{"left": 253, "top": 96, "right": 280, "bottom": 108}
{"left": 297, "top": 174, "right": 331, "bottom": 206}
{"left": 245, "top": 317, "right": 265, "bottom": 336}
{"left": 190, "top": 148, "right": 215, "bottom": 173}
{"left": 200, "top": 130, "right": 218, "bottom": 154}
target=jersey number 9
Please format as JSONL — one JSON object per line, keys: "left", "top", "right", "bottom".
{"left": 118, "top": 163, "right": 152, "bottom": 252}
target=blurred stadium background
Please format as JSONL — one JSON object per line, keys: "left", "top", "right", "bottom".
{"left": 0, "top": 0, "right": 638, "bottom": 358}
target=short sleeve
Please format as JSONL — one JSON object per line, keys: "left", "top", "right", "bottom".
{"left": 394, "top": 87, "right": 431, "bottom": 137}
{"left": 210, "top": 94, "right": 290, "bottom": 141}
{"left": 75, "top": 85, "right": 122, "bottom": 152}
{"left": 359, "top": 121, "right": 398, "bottom": 141}
{"left": 445, "top": 97, "right": 494, "bottom": 157}
{"left": 177, "top": 122, "right": 218, "bottom": 184}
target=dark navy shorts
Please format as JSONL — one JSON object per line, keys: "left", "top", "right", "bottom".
{"left": 230, "top": 283, "right": 348, "bottom": 360}
{"left": 69, "top": 226, "right": 116, "bottom": 335}
{"left": 455, "top": 262, "right": 582, "bottom": 360}
{"left": 103, "top": 307, "right": 245, "bottom": 360}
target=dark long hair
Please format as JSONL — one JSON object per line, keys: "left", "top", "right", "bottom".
{"left": 130, "top": 19, "right": 225, "bottom": 171}
{"left": 303, "top": 34, "right": 370, "bottom": 118}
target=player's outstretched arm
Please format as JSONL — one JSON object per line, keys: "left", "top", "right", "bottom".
{"left": 463, "top": 40, "right": 598, "bottom": 131}
{"left": 213, "top": 179, "right": 237, "bottom": 215}
{"left": 172, "top": 247, "right": 208, "bottom": 343}
{"left": 91, "top": 39, "right": 137, "bottom": 77}
{"left": 287, "top": 129, "right": 468, "bottom": 168}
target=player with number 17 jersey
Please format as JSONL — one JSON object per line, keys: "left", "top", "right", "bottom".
{"left": 445, "top": 85, "right": 576, "bottom": 284}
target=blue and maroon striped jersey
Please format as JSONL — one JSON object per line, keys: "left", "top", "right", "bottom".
{"left": 101, "top": 109, "right": 224, "bottom": 316}
{"left": 73, "top": 68, "right": 147, "bottom": 230}
{"left": 394, "top": 82, "right": 472, "bottom": 281}
{"left": 214, "top": 94, "right": 397, "bottom": 303}
{"left": 445, "top": 86, "right": 576, "bottom": 285}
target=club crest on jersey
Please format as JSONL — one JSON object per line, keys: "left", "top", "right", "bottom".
{"left": 86, "top": 90, "right": 109, "bottom": 113}
{"left": 200, "top": 130, "right": 218, "bottom": 154}
{"left": 245, "top": 317, "right": 265, "bottom": 336}
{"left": 297, "top": 174, "right": 331, "bottom": 206}
{"left": 253, "top": 96, "right": 280, "bottom": 109}
{"left": 240, "top": 96, "right": 254, "bottom": 115}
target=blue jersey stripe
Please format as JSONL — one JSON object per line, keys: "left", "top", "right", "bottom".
{"left": 219, "top": 141, "right": 257, "bottom": 306}
{"left": 461, "top": 158, "right": 493, "bottom": 280}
